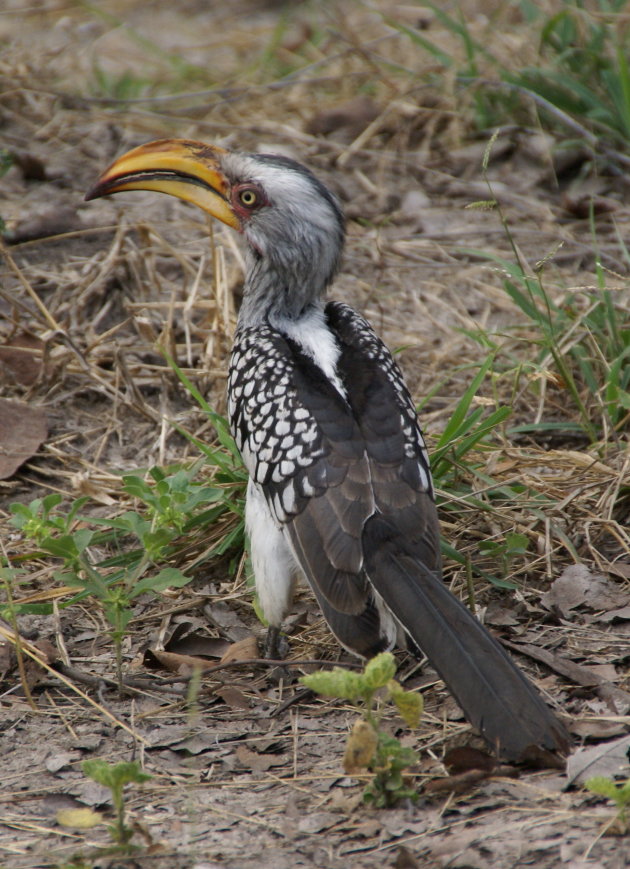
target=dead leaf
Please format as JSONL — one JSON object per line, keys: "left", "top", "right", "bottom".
{"left": 219, "top": 635, "right": 258, "bottom": 664}
{"left": 562, "top": 192, "right": 619, "bottom": 219}
{"left": 71, "top": 472, "right": 117, "bottom": 506}
{"left": 504, "top": 639, "right": 630, "bottom": 713}
{"left": 307, "top": 96, "right": 380, "bottom": 139}
{"left": 234, "top": 744, "right": 287, "bottom": 772}
{"left": 327, "top": 789, "right": 364, "bottom": 812}
{"left": 595, "top": 605, "right": 630, "bottom": 623}
{"left": 0, "top": 333, "right": 44, "bottom": 385}
{"left": 586, "top": 664, "right": 620, "bottom": 682}
{"left": 146, "top": 726, "right": 225, "bottom": 755}
{"left": 571, "top": 719, "right": 629, "bottom": 740}
{"left": 0, "top": 398, "right": 47, "bottom": 479}
{"left": 45, "top": 752, "right": 78, "bottom": 774}
{"left": 484, "top": 603, "right": 520, "bottom": 626}
{"left": 380, "top": 811, "right": 429, "bottom": 837}
{"left": 216, "top": 685, "right": 251, "bottom": 710}
{"left": 165, "top": 622, "right": 231, "bottom": 659}
{"left": 541, "top": 565, "right": 630, "bottom": 618}
{"left": 146, "top": 649, "right": 218, "bottom": 674}
{"left": 69, "top": 780, "right": 110, "bottom": 807}
{"left": 424, "top": 769, "right": 491, "bottom": 796}
{"left": 607, "top": 562, "right": 630, "bottom": 581}
{"left": 444, "top": 746, "right": 497, "bottom": 774}
{"left": 343, "top": 719, "right": 377, "bottom": 774}
{"left": 203, "top": 601, "right": 252, "bottom": 642}
{"left": 519, "top": 743, "right": 567, "bottom": 771}
{"left": 56, "top": 807, "right": 103, "bottom": 829}
{"left": 393, "top": 846, "right": 421, "bottom": 869}
{"left": 566, "top": 734, "right": 630, "bottom": 787}
{"left": 297, "top": 811, "right": 338, "bottom": 834}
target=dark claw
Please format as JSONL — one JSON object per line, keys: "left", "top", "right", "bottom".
{"left": 263, "top": 625, "right": 290, "bottom": 660}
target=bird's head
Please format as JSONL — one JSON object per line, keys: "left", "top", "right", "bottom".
{"left": 85, "top": 138, "right": 345, "bottom": 324}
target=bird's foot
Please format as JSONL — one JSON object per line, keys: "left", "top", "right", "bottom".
{"left": 263, "top": 625, "right": 290, "bottom": 660}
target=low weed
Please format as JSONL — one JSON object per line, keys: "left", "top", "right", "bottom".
{"left": 81, "top": 759, "right": 151, "bottom": 848}
{"left": 388, "top": 0, "right": 630, "bottom": 161}
{"left": 585, "top": 774, "right": 630, "bottom": 833}
{"left": 301, "top": 652, "right": 422, "bottom": 807}
{"left": 460, "top": 133, "right": 630, "bottom": 446}
{"left": 6, "top": 459, "right": 244, "bottom": 690}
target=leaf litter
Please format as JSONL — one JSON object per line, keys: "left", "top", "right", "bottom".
{"left": 0, "top": 1, "right": 629, "bottom": 868}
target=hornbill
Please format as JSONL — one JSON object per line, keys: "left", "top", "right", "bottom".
{"left": 86, "top": 139, "right": 569, "bottom": 761}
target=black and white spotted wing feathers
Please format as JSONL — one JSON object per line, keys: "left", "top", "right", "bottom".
{"left": 228, "top": 301, "right": 436, "bottom": 614}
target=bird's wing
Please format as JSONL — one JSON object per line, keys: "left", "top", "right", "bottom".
{"left": 228, "top": 322, "right": 375, "bottom": 615}
{"left": 326, "top": 303, "right": 569, "bottom": 758}
{"left": 325, "top": 301, "right": 441, "bottom": 572}
{"left": 229, "top": 304, "right": 440, "bottom": 617}
{"left": 229, "top": 309, "right": 568, "bottom": 759}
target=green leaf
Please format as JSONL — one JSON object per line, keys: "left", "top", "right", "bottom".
{"left": 82, "top": 759, "right": 151, "bottom": 789}
{"left": 388, "top": 680, "right": 423, "bottom": 729}
{"left": 300, "top": 667, "right": 364, "bottom": 701}
{"left": 363, "top": 652, "right": 397, "bottom": 691}
{"left": 40, "top": 530, "right": 93, "bottom": 559}
{"left": 435, "top": 356, "right": 495, "bottom": 449}
{"left": 129, "top": 567, "right": 193, "bottom": 599}
{"left": 585, "top": 776, "right": 630, "bottom": 807}
{"left": 122, "top": 474, "right": 155, "bottom": 501}
{"left": 504, "top": 532, "right": 529, "bottom": 555}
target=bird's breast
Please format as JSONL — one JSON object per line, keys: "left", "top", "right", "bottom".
{"left": 273, "top": 309, "right": 347, "bottom": 400}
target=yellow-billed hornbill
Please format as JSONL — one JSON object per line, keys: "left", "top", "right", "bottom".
{"left": 86, "top": 139, "right": 568, "bottom": 761}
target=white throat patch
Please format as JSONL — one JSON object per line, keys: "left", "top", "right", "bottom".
{"left": 278, "top": 307, "right": 347, "bottom": 399}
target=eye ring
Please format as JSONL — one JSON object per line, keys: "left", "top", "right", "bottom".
{"left": 238, "top": 187, "right": 259, "bottom": 208}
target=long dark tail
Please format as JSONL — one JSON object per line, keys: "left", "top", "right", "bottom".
{"left": 363, "top": 515, "right": 569, "bottom": 761}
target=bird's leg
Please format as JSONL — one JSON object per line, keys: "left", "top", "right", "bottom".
{"left": 263, "top": 625, "right": 290, "bottom": 660}
{"left": 246, "top": 481, "right": 297, "bottom": 661}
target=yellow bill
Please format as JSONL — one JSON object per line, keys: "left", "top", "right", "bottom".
{"left": 85, "top": 138, "right": 240, "bottom": 230}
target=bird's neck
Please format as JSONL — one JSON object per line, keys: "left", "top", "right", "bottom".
{"left": 237, "top": 288, "right": 345, "bottom": 395}
{"left": 237, "top": 250, "right": 329, "bottom": 329}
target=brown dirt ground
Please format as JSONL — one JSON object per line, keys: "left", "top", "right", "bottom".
{"left": 1, "top": 2, "right": 629, "bottom": 868}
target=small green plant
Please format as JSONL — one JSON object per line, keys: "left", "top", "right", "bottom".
{"left": 478, "top": 532, "right": 530, "bottom": 577}
{"left": 301, "top": 652, "right": 422, "bottom": 807}
{"left": 585, "top": 775, "right": 630, "bottom": 832}
{"left": 425, "top": 353, "right": 512, "bottom": 491}
{"left": 90, "top": 63, "right": 150, "bottom": 101}
{"left": 5, "top": 377, "right": 248, "bottom": 685}
{"left": 82, "top": 2, "right": 208, "bottom": 93}
{"left": 460, "top": 132, "right": 630, "bottom": 445}
{"left": 7, "top": 465, "right": 232, "bottom": 689}
{"left": 389, "top": 1, "right": 630, "bottom": 159}
{"left": 417, "top": 353, "right": 543, "bottom": 588}
{"left": 9, "top": 493, "right": 89, "bottom": 548}
{"left": 505, "top": 0, "right": 630, "bottom": 152}
{"left": 82, "top": 759, "right": 151, "bottom": 848}
{"left": 163, "top": 354, "right": 248, "bottom": 559}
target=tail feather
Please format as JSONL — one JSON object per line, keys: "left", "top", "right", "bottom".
{"left": 363, "top": 515, "right": 569, "bottom": 761}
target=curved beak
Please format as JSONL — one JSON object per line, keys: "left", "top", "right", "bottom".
{"left": 84, "top": 138, "right": 240, "bottom": 230}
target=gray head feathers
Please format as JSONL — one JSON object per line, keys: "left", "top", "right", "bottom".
{"left": 222, "top": 152, "right": 346, "bottom": 327}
